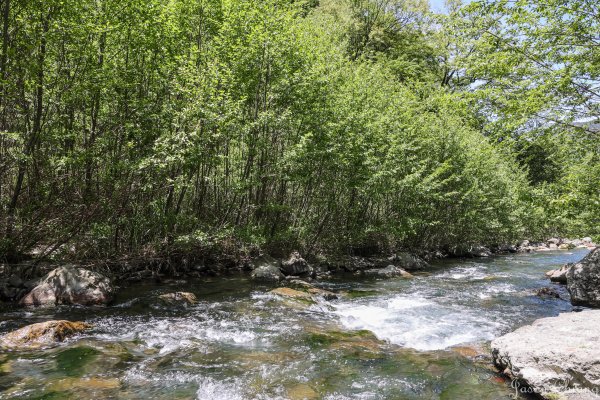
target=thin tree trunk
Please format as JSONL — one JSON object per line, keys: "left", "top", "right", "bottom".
{"left": 85, "top": 30, "right": 106, "bottom": 198}
{"left": 0, "top": 0, "right": 9, "bottom": 130}
{"left": 6, "top": 10, "right": 49, "bottom": 239}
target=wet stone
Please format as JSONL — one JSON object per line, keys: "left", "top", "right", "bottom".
{"left": 158, "top": 291, "right": 198, "bottom": 305}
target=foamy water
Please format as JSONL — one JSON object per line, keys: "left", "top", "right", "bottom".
{"left": 331, "top": 254, "right": 576, "bottom": 351}
{"left": 334, "top": 294, "right": 505, "bottom": 350}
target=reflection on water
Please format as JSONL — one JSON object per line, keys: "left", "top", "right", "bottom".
{"left": 0, "top": 249, "right": 588, "bottom": 399}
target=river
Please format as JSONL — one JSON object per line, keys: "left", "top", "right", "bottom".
{"left": 0, "top": 249, "right": 589, "bottom": 399}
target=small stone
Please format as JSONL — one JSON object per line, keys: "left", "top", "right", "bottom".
{"left": 158, "top": 292, "right": 197, "bottom": 305}
{"left": 534, "top": 287, "right": 560, "bottom": 298}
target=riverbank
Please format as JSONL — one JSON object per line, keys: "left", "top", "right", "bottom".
{"left": 1, "top": 237, "right": 596, "bottom": 304}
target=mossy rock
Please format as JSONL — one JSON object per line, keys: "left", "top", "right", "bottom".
{"left": 46, "top": 376, "right": 120, "bottom": 392}
{"left": 270, "top": 287, "right": 313, "bottom": 300}
{"left": 0, "top": 357, "right": 11, "bottom": 374}
{"left": 304, "top": 329, "right": 384, "bottom": 356}
{"left": 0, "top": 320, "right": 92, "bottom": 350}
{"left": 286, "top": 383, "right": 319, "bottom": 400}
{"left": 269, "top": 287, "right": 316, "bottom": 307}
{"left": 55, "top": 346, "right": 101, "bottom": 377}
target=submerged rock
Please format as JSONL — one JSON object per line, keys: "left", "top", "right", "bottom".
{"left": 19, "top": 266, "right": 114, "bottom": 307}
{"left": 304, "top": 328, "right": 385, "bottom": 356}
{"left": 567, "top": 248, "right": 600, "bottom": 307}
{"left": 1, "top": 320, "right": 92, "bottom": 350}
{"left": 449, "top": 343, "right": 489, "bottom": 360}
{"left": 158, "top": 292, "right": 197, "bottom": 305}
{"left": 280, "top": 251, "right": 313, "bottom": 277}
{"left": 287, "top": 383, "right": 318, "bottom": 400}
{"left": 269, "top": 286, "right": 338, "bottom": 302}
{"left": 250, "top": 255, "right": 284, "bottom": 282}
{"left": 46, "top": 377, "right": 120, "bottom": 392}
{"left": 491, "top": 310, "right": 600, "bottom": 399}
{"left": 534, "top": 287, "right": 560, "bottom": 299}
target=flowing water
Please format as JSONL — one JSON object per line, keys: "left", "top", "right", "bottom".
{"left": 0, "top": 249, "right": 589, "bottom": 399}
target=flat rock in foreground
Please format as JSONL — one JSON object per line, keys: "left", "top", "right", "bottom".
{"left": 491, "top": 310, "right": 600, "bottom": 400}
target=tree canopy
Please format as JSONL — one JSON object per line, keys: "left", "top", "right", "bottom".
{"left": 0, "top": 0, "right": 597, "bottom": 262}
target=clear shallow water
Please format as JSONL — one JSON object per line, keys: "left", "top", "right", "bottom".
{"left": 0, "top": 249, "right": 588, "bottom": 399}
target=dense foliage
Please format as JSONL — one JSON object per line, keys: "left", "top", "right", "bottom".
{"left": 0, "top": 0, "right": 596, "bottom": 261}
{"left": 444, "top": 0, "right": 599, "bottom": 240}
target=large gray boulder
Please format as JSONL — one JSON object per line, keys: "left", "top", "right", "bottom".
{"left": 250, "top": 255, "right": 284, "bottom": 282}
{"left": 492, "top": 310, "right": 600, "bottom": 400}
{"left": 567, "top": 248, "right": 600, "bottom": 307}
{"left": 19, "top": 266, "right": 114, "bottom": 307}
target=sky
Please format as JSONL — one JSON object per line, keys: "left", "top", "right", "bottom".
{"left": 429, "top": 0, "right": 473, "bottom": 14}
{"left": 429, "top": 0, "right": 448, "bottom": 13}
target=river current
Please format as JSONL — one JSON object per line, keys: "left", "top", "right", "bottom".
{"left": 0, "top": 249, "right": 588, "bottom": 399}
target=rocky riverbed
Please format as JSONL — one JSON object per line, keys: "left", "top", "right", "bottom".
{"left": 0, "top": 248, "right": 594, "bottom": 399}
